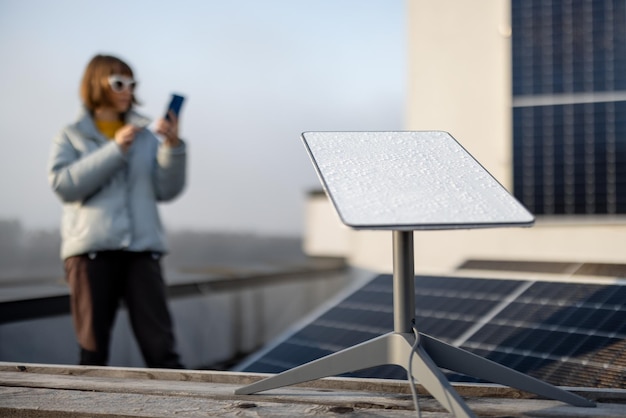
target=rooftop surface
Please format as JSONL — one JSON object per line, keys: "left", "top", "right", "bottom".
{"left": 1, "top": 362, "right": 625, "bottom": 417}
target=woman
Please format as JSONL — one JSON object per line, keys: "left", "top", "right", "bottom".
{"left": 48, "top": 54, "right": 186, "bottom": 368}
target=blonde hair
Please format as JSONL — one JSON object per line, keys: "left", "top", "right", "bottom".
{"left": 80, "top": 54, "right": 139, "bottom": 112}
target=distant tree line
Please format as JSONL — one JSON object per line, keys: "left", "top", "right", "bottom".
{"left": 0, "top": 219, "right": 306, "bottom": 279}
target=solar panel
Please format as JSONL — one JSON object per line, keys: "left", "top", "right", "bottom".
{"left": 237, "top": 274, "right": 626, "bottom": 389}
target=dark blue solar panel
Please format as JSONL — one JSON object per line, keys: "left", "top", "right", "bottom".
{"left": 593, "top": 286, "right": 626, "bottom": 305}
{"left": 237, "top": 274, "right": 626, "bottom": 388}
{"left": 319, "top": 307, "right": 393, "bottom": 329}
{"left": 512, "top": 1, "right": 626, "bottom": 215}
{"left": 518, "top": 281, "right": 603, "bottom": 301}
{"left": 416, "top": 319, "right": 474, "bottom": 339}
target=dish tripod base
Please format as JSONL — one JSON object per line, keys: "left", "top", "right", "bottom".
{"left": 235, "top": 232, "right": 595, "bottom": 417}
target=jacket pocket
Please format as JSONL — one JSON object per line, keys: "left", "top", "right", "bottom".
{"left": 62, "top": 204, "right": 90, "bottom": 241}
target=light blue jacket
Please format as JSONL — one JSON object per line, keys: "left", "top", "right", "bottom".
{"left": 48, "top": 108, "right": 187, "bottom": 259}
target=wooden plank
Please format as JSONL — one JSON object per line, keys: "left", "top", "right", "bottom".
{"left": 1, "top": 363, "right": 625, "bottom": 417}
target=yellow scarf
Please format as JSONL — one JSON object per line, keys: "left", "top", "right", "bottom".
{"left": 95, "top": 119, "right": 124, "bottom": 140}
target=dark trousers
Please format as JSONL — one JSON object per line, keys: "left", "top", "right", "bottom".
{"left": 64, "top": 251, "right": 183, "bottom": 368}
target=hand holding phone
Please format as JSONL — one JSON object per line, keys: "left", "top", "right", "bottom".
{"left": 157, "top": 93, "right": 185, "bottom": 147}
{"left": 165, "top": 94, "right": 185, "bottom": 121}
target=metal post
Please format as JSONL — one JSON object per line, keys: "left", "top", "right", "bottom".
{"left": 393, "top": 230, "right": 415, "bottom": 334}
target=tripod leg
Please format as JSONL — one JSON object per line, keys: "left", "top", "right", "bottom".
{"left": 420, "top": 333, "right": 595, "bottom": 408}
{"left": 390, "top": 333, "right": 477, "bottom": 418}
{"left": 235, "top": 333, "right": 393, "bottom": 395}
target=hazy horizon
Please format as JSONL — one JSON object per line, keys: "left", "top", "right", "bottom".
{"left": 0, "top": 218, "right": 310, "bottom": 281}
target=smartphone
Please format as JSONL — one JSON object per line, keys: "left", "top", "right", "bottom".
{"left": 164, "top": 94, "right": 185, "bottom": 121}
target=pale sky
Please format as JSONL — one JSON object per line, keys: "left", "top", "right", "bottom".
{"left": 0, "top": 0, "right": 406, "bottom": 236}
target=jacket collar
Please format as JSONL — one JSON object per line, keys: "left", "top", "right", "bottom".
{"left": 74, "top": 107, "right": 151, "bottom": 143}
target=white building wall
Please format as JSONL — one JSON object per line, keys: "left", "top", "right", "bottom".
{"left": 407, "top": 0, "right": 512, "bottom": 186}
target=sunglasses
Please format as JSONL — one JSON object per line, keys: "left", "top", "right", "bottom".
{"left": 108, "top": 75, "right": 137, "bottom": 93}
